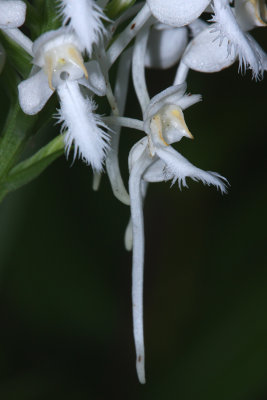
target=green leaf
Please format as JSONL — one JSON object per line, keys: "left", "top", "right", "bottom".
{"left": 25, "top": 0, "right": 61, "bottom": 39}
{"left": 106, "top": 0, "right": 136, "bottom": 19}
{"left": 0, "top": 135, "right": 65, "bottom": 199}
{"left": 0, "top": 31, "right": 32, "bottom": 79}
{"left": 0, "top": 102, "right": 37, "bottom": 180}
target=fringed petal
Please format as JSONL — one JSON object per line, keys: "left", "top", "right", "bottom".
{"left": 58, "top": 0, "right": 107, "bottom": 56}
{"left": 211, "top": 0, "right": 264, "bottom": 78}
{"left": 57, "top": 80, "right": 110, "bottom": 171}
{"left": 155, "top": 145, "right": 228, "bottom": 193}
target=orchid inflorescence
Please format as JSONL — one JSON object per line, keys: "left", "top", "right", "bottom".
{"left": 0, "top": 0, "right": 266, "bottom": 384}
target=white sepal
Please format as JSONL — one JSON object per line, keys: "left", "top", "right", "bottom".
{"left": 144, "top": 83, "right": 186, "bottom": 124}
{"left": 155, "top": 145, "right": 228, "bottom": 193}
{"left": 182, "top": 25, "right": 237, "bottom": 73}
{"left": 147, "top": 0, "right": 211, "bottom": 27}
{"left": 145, "top": 26, "right": 188, "bottom": 69}
{"left": 18, "top": 69, "right": 53, "bottom": 115}
{"left": 58, "top": 0, "right": 107, "bottom": 55}
{"left": 143, "top": 158, "right": 173, "bottom": 182}
{"left": 81, "top": 60, "right": 106, "bottom": 96}
{"left": 0, "top": 0, "right": 26, "bottom": 29}
{"left": 57, "top": 80, "right": 110, "bottom": 171}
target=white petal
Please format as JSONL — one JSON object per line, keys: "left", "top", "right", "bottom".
{"left": 129, "top": 149, "right": 153, "bottom": 385}
{"left": 18, "top": 70, "right": 53, "bottom": 115}
{"left": 81, "top": 60, "right": 106, "bottom": 96}
{"left": 145, "top": 26, "right": 188, "bottom": 69}
{"left": 246, "top": 33, "right": 267, "bottom": 72}
{"left": 155, "top": 145, "right": 228, "bottom": 193}
{"left": 175, "top": 94, "right": 202, "bottom": 110}
{"left": 144, "top": 83, "right": 186, "bottom": 123}
{"left": 147, "top": 0, "right": 211, "bottom": 27}
{"left": 143, "top": 158, "right": 173, "bottom": 182}
{"left": 182, "top": 25, "right": 237, "bottom": 73}
{"left": 57, "top": 80, "right": 110, "bottom": 171}
{"left": 211, "top": 0, "right": 264, "bottom": 77}
{"left": 59, "top": 0, "right": 106, "bottom": 55}
{"left": 0, "top": 0, "right": 26, "bottom": 29}
{"left": 128, "top": 137, "right": 148, "bottom": 172}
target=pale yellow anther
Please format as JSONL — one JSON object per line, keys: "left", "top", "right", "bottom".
{"left": 152, "top": 114, "right": 169, "bottom": 146}
{"left": 45, "top": 55, "right": 55, "bottom": 91}
{"left": 171, "top": 109, "right": 194, "bottom": 139}
{"left": 68, "top": 46, "right": 88, "bottom": 80}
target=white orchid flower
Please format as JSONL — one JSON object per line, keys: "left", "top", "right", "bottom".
{"left": 120, "top": 84, "right": 227, "bottom": 383}
{"left": 175, "top": 0, "right": 267, "bottom": 83}
{"left": 58, "top": 0, "right": 107, "bottom": 56}
{"left": 106, "top": 0, "right": 212, "bottom": 69}
{"left": 18, "top": 27, "right": 109, "bottom": 172}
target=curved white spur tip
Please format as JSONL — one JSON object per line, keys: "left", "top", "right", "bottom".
{"left": 81, "top": 60, "right": 106, "bottom": 96}
{"left": 145, "top": 26, "right": 188, "bottom": 69}
{"left": 147, "top": 0, "right": 210, "bottom": 27}
{"left": 18, "top": 69, "right": 53, "bottom": 115}
{"left": 0, "top": 0, "right": 26, "bottom": 29}
{"left": 136, "top": 353, "right": 146, "bottom": 384}
{"left": 182, "top": 26, "right": 237, "bottom": 73}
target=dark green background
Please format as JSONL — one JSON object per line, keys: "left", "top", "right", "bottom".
{"left": 0, "top": 28, "right": 266, "bottom": 400}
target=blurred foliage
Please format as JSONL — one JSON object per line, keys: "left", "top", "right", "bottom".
{"left": 0, "top": 1, "right": 266, "bottom": 399}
